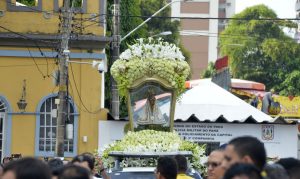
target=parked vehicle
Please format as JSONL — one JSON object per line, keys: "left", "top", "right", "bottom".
{"left": 108, "top": 167, "right": 202, "bottom": 179}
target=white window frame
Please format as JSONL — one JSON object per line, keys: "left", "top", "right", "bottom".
{"left": 0, "top": 96, "right": 12, "bottom": 161}
{"left": 0, "top": 101, "right": 6, "bottom": 161}
{"left": 35, "top": 94, "right": 78, "bottom": 157}
{"left": 7, "top": 0, "right": 43, "bottom": 12}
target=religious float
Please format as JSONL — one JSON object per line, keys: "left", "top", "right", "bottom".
{"left": 99, "top": 38, "right": 206, "bottom": 175}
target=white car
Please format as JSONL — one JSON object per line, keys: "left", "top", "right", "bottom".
{"left": 107, "top": 151, "right": 203, "bottom": 179}
{"left": 108, "top": 167, "right": 202, "bottom": 179}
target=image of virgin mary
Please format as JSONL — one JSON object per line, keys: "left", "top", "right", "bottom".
{"left": 137, "top": 90, "right": 166, "bottom": 125}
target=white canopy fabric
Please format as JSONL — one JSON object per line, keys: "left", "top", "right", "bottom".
{"left": 161, "top": 79, "right": 273, "bottom": 122}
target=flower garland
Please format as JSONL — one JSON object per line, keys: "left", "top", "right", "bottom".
{"left": 99, "top": 130, "right": 207, "bottom": 174}
{"left": 111, "top": 38, "right": 190, "bottom": 98}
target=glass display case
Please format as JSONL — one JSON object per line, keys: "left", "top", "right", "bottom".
{"left": 127, "top": 77, "right": 176, "bottom": 132}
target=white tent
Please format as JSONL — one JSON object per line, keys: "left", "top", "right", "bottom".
{"left": 161, "top": 79, "right": 273, "bottom": 122}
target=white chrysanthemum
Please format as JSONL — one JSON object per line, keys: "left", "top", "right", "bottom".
{"left": 100, "top": 130, "right": 206, "bottom": 174}
{"left": 119, "top": 38, "right": 185, "bottom": 61}
{"left": 119, "top": 49, "right": 132, "bottom": 60}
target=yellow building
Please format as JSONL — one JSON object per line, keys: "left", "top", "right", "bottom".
{"left": 0, "top": 0, "right": 110, "bottom": 159}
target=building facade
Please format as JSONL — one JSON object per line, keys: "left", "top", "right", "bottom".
{"left": 0, "top": 0, "right": 109, "bottom": 159}
{"left": 171, "top": 0, "right": 235, "bottom": 79}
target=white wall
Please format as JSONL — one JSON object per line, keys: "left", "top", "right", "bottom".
{"left": 98, "top": 120, "right": 127, "bottom": 149}
{"left": 226, "top": 0, "right": 236, "bottom": 18}
{"left": 174, "top": 123, "right": 298, "bottom": 158}
{"left": 208, "top": 0, "right": 218, "bottom": 62}
{"left": 98, "top": 121, "right": 298, "bottom": 158}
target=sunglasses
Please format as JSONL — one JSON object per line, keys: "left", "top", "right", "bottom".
{"left": 205, "top": 162, "right": 221, "bottom": 168}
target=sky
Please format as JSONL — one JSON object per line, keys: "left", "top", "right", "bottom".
{"left": 235, "top": 0, "right": 296, "bottom": 19}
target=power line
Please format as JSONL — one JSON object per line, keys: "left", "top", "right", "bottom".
{"left": 7, "top": 1, "right": 106, "bottom": 25}
{"left": 0, "top": 63, "right": 56, "bottom": 68}
{"left": 71, "top": 11, "right": 300, "bottom": 21}
{"left": 11, "top": 0, "right": 297, "bottom": 22}
{"left": 73, "top": 13, "right": 106, "bottom": 23}
{"left": 73, "top": 12, "right": 300, "bottom": 21}
{"left": 78, "top": 20, "right": 105, "bottom": 29}
{"left": 27, "top": 47, "right": 46, "bottom": 79}
{"left": 69, "top": 63, "right": 102, "bottom": 114}
{"left": 6, "top": 2, "right": 298, "bottom": 35}
{"left": 116, "top": 14, "right": 299, "bottom": 21}
{"left": 0, "top": 23, "right": 295, "bottom": 49}
{"left": 34, "top": 43, "right": 52, "bottom": 77}
{"left": 0, "top": 25, "right": 59, "bottom": 46}
{"left": 68, "top": 80, "right": 102, "bottom": 114}
{"left": 0, "top": 25, "right": 60, "bottom": 78}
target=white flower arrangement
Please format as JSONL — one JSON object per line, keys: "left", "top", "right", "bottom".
{"left": 119, "top": 38, "right": 185, "bottom": 61}
{"left": 99, "top": 130, "right": 207, "bottom": 174}
{"left": 111, "top": 38, "right": 190, "bottom": 98}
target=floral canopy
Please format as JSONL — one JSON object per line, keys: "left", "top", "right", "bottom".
{"left": 111, "top": 38, "right": 190, "bottom": 98}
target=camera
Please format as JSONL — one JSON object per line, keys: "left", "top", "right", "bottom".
{"left": 97, "top": 62, "right": 105, "bottom": 73}
{"left": 92, "top": 60, "right": 106, "bottom": 73}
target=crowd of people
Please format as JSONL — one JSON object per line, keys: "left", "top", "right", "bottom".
{"left": 205, "top": 136, "right": 300, "bottom": 179}
{"left": 155, "top": 136, "right": 300, "bottom": 179}
{"left": 0, "top": 152, "right": 109, "bottom": 179}
{"left": 0, "top": 136, "right": 300, "bottom": 179}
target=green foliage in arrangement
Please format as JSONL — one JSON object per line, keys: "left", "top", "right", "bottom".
{"left": 99, "top": 130, "right": 206, "bottom": 173}
{"left": 111, "top": 38, "right": 190, "bottom": 99}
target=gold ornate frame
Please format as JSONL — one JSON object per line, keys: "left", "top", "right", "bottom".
{"left": 126, "top": 75, "right": 177, "bottom": 132}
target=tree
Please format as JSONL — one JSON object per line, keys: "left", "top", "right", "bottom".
{"left": 279, "top": 70, "right": 300, "bottom": 96}
{"left": 140, "top": 0, "right": 179, "bottom": 43}
{"left": 201, "top": 62, "right": 216, "bottom": 78}
{"left": 106, "top": 0, "right": 147, "bottom": 117}
{"left": 70, "top": 0, "right": 82, "bottom": 7}
{"left": 17, "top": 0, "right": 35, "bottom": 6}
{"left": 219, "top": 4, "right": 298, "bottom": 92}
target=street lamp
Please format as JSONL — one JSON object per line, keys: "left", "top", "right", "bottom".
{"left": 151, "top": 31, "right": 172, "bottom": 37}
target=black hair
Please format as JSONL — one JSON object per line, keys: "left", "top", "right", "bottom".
{"left": 276, "top": 157, "right": 300, "bottom": 171}
{"left": 58, "top": 164, "right": 90, "bottom": 179}
{"left": 71, "top": 154, "right": 95, "bottom": 170}
{"left": 229, "top": 136, "right": 266, "bottom": 171}
{"left": 157, "top": 156, "right": 177, "bottom": 179}
{"left": 276, "top": 158, "right": 300, "bottom": 179}
{"left": 48, "top": 158, "right": 64, "bottom": 176}
{"left": 219, "top": 143, "right": 227, "bottom": 150}
{"left": 223, "top": 163, "right": 263, "bottom": 179}
{"left": 174, "top": 155, "right": 188, "bottom": 173}
{"left": 3, "top": 157, "right": 51, "bottom": 179}
{"left": 264, "top": 163, "right": 289, "bottom": 179}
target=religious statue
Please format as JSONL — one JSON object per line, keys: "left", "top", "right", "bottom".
{"left": 137, "top": 89, "right": 167, "bottom": 125}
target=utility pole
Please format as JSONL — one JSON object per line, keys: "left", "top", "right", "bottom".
{"left": 111, "top": 0, "right": 120, "bottom": 119}
{"left": 56, "top": 0, "right": 72, "bottom": 157}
